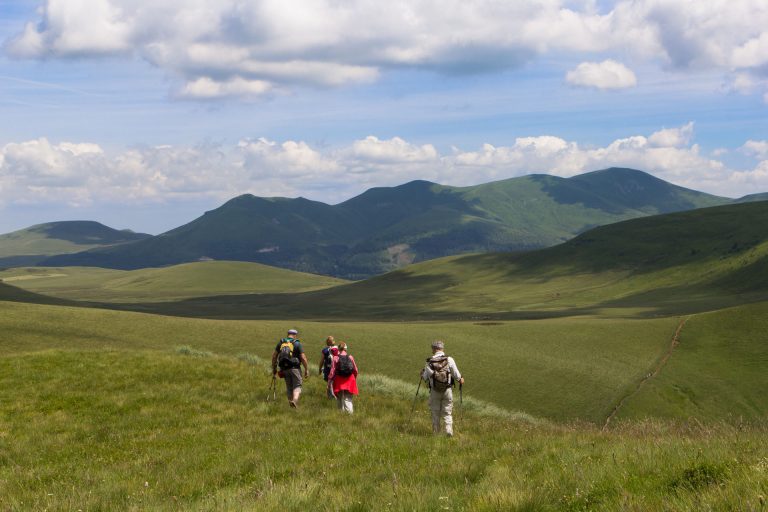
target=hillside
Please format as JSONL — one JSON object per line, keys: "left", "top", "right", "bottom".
{"left": 115, "top": 200, "right": 768, "bottom": 320}
{"left": 0, "top": 221, "right": 150, "bottom": 268}
{"left": 0, "top": 261, "right": 347, "bottom": 302}
{"left": 40, "top": 168, "right": 731, "bottom": 277}
{"left": 0, "top": 300, "right": 766, "bottom": 509}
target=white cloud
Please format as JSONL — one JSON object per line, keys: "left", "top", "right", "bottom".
{"left": 566, "top": 60, "right": 637, "bottom": 90}
{"left": 348, "top": 137, "right": 438, "bottom": 164}
{"left": 730, "top": 73, "right": 758, "bottom": 94}
{"left": 177, "top": 76, "right": 273, "bottom": 100}
{"left": 648, "top": 122, "right": 694, "bottom": 148}
{"left": 741, "top": 140, "right": 768, "bottom": 160}
{"left": 5, "top": 0, "right": 768, "bottom": 99}
{"left": 3, "top": 125, "right": 768, "bottom": 209}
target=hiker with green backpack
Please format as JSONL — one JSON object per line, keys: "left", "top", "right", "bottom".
{"left": 271, "top": 329, "right": 309, "bottom": 408}
{"left": 421, "top": 340, "right": 464, "bottom": 437}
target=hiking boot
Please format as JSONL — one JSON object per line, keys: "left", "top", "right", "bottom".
{"left": 289, "top": 401, "right": 297, "bottom": 409}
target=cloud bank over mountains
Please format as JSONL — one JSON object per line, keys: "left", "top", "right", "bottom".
{"left": 1, "top": 124, "right": 766, "bottom": 210}
{"left": 5, "top": 0, "right": 768, "bottom": 100}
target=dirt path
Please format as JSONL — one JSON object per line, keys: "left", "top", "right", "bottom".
{"left": 602, "top": 316, "right": 691, "bottom": 430}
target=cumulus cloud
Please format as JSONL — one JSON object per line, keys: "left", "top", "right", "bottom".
{"left": 648, "top": 122, "right": 695, "bottom": 148}
{"left": 5, "top": 0, "right": 768, "bottom": 99}
{"left": 741, "top": 140, "right": 768, "bottom": 160}
{"left": 2, "top": 124, "right": 767, "bottom": 208}
{"left": 566, "top": 60, "right": 637, "bottom": 90}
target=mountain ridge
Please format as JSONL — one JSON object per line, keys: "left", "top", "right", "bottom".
{"left": 0, "top": 221, "right": 151, "bottom": 268}
{"left": 16, "top": 168, "right": 743, "bottom": 277}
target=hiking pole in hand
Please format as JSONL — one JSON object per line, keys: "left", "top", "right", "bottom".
{"left": 266, "top": 375, "right": 277, "bottom": 402}
{"left": 410, "top": 377, "right": 422, "bottom": 416}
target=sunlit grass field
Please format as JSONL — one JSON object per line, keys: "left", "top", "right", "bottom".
{"left": 0, "top": 261, "right": 347, "bottom": 302}
{"left": 2, "top": 290, "right": 768, "bottom": 509}
{"left": 1, "top": 347, "right": 766, "bottom": 511}
{"left": 0, "top": 300, "right": 680, "bottom": 422}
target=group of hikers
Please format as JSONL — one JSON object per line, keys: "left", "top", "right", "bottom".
{"left": 271, "top": 329, "right": 465, "bottom": 436}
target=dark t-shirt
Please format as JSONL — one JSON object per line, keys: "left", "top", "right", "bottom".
{"left": 275, "top": 338, "right": 304, "bottom": 369}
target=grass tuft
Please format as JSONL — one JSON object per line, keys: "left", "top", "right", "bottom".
{"left": 670, "top": 462, "right": 730, "bottom": 491}
{"left": 175, "top": 345, "right": 214, "bottom": 358}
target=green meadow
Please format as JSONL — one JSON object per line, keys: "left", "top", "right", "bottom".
{"left": 1, "top": 296, "right": 768, "bottom": 510}
{"left": 2, "top": 202, "right": 768, "bottom": 509}
{"left": 1, "top": 303, "right": 767, "bottom": 510}
{"left": 0, "top": 261, "right": 347, "bottom": 302}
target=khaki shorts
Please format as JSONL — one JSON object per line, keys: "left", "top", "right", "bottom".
{"left": 283, "top": 368, "right": 303, "bottom": 394}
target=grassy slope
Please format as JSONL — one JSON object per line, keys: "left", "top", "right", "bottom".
{"left": 0, "top": 261, "right": 347, "bottom": 302}
{"left": 0, "top": 300, "right": 676, "bottom": 422}
{"left": 1, "top": 348, "right": 766, "bottom": 510}
{"left": 619, "top": 301, "right": 768, "bottom": 421}
{"left": 112, "top": 200, "right": 768, "bottom": 321}
{"left": 0, "top": 221, "right": 148, "bottom": 258}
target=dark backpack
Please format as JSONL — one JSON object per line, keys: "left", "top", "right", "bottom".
{"left": 336, "top": 354, "right": 355, "bottom": 377}
{"left": 277, "top": 338, "right": 299, "bottom": 369}
{"left": 428, "top": 355, "right": 452, "bottom": 391}
{"left": 323, "top": 347, "right": 334, "bottom": 373}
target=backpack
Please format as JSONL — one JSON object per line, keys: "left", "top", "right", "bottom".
{"left": 336, "top": 354, "right": 355, "bottom": 377}
{"left": 428, "top": 355, "right": 452, "bottom": 391}
{"left": 323, "top": 348, "right": 334, "bottom": 374}
{"left": 277, "top": 338, "right": 299, "bottom": 369}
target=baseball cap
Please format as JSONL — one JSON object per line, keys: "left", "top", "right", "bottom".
{"left": 287, "top": 329, "right": 298, "bottom": 335}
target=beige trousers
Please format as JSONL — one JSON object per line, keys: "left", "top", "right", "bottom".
{"left": 337, "top": 390, "right": 354, "bottom": 414}
{"left": 428, "top": 387, "right": 453, "bottom": 435}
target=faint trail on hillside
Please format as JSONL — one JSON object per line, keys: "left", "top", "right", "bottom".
{"left": 602, "top": 316, "right": 691, "bottom": 431}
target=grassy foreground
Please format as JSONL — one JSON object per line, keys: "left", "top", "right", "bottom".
{"left": 1, "top": 349, "right": 767, "bottom": 511}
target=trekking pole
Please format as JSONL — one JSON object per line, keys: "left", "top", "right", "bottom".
{"left": 409, "top": 378, "right": 422, "bottom": 415}
{"left": 459, "top": 382, "right": 463, "bottom": 419}
{"left": 266, "top": 375, "right": 277, "bottom": 402}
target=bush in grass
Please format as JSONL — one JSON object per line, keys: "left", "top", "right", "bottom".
{"left": 670, "top": 462, "right": 730, "bottom": 491}
{"left": 236, "top": 352, "right": 265, "bottom": 367}
{"left": 175, "top": 345, "right": 213, "bottom": 358}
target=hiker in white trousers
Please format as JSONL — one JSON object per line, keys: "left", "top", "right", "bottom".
{"left": 421, "top": 340, "right": 464, "bottom": 436}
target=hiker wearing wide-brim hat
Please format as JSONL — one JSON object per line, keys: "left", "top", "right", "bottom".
{"left": 271, "top": 328, "right": 309, "bottom": 408}
{"left": 421, "top": 340, "right": 464, "bottom": 436}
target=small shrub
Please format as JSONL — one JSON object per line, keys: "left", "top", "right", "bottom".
{"left": 236, "top": 353, "right": 265, "bottom": 367}
{"left": 670, "top": 462, "right": 729, "bottom": 491}
{"left": 175, "top": 346, "right": 213, "bottom": 358}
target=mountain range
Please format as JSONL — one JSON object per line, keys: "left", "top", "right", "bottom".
{"left": 3, "top": 167, "right": 760, "bottom": 278}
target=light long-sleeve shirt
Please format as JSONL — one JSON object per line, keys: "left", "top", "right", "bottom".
{"left": 422, "top": 350, "right": 462, "bottom": 386}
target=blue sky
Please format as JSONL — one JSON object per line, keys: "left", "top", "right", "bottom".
{"left": 1, "top": 0, "right": 767, "bottom": 234}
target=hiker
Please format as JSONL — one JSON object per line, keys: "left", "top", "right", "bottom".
{"left": 271, "top": 328, "right": 309, "bottom": 408}
{"left": 421, "top": 340, "right": 464, "bottom": 437}
{"left": 327, "top": 341, "right": 358, "bottom": 414}
{"left": 318, "top": 336, "right": 337, "bottom": 397}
